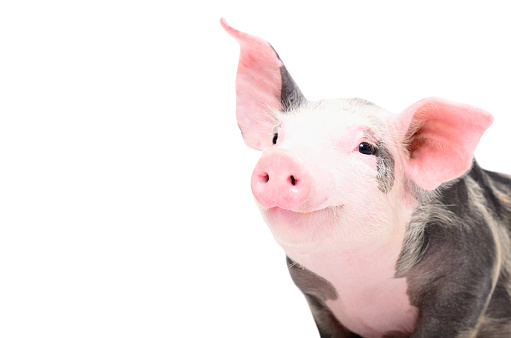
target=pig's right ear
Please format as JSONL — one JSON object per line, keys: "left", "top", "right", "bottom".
{"left": 221, "top": 19, "right": 305, "bottom": 150}
{"left": 395, "top": 97, "right": 493, "bottom": 191}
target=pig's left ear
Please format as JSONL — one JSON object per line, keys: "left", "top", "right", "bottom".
{"left": 221, "top": 19, "right": 305, "bottom": 150}
{"left": 396, "top": 97, "right": 493, "bottom": 191}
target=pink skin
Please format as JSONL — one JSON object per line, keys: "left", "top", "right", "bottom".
{"left": 299, "top": 233, "right": 420, "bottom": 336}
{"left": 223, "top": 19, "right": 494, "bottom": 337}
{"left": 251, "top": 149, "right": 312, "bottom": 211}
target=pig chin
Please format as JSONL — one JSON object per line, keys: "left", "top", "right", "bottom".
{"left": 258, "top": 204, "right": 343, "bottom": 252}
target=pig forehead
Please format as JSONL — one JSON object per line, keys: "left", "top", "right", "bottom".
{"left": 277, "top": 98, "right": 389, "bottom": 138}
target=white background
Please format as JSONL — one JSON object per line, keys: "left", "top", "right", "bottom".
{"left": 1, "top": 1, "right": 510, "bottom": 337}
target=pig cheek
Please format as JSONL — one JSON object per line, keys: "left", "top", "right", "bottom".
{"left": 304, "top": 156, "right": 337, "bottom": 210}
{"left": 296, "top": 146, "right": 366, "bottom": 210}
{"left": 328, "top": 158, "right": 387, "bottom": 237}
{"left": 330, "top": 155, "right": 378, "bottom": 206}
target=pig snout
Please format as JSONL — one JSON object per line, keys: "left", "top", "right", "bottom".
{"left": 251, "top": 149, "right": 312, "bottom": 210}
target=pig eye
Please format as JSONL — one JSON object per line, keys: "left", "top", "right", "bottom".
{"left": 272, "top": 133, "right": 278, "bottom": 145}
{"left": 358, "top": 142, "right": 376, "bottom": 155}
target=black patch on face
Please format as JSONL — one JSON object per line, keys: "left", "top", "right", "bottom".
{"left": 286, "top": 256, "right": 338, "bottom": 301}
{"left": 270, "top": 45, "right": 306, "bottom": 112}
{"left": 376, "top": 141, "right": 395, "bottom": 193}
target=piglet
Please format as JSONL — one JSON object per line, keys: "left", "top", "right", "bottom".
{"left": 221, "top": 18, "right": 511, "bottom": 337}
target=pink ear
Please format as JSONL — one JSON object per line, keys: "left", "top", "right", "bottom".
{"left": 221, "top": 19, "right": 304, "bottom": 150}
{"left": 396, "top": 97, "right": 493, "bottom": 190}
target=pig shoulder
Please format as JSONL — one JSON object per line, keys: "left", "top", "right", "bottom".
{"left": 402, "top": 161, "right": 511, "bottom": 336}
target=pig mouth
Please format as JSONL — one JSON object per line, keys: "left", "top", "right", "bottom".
{"left": 256, "top": 196, "right": 335, "bottom": 215}
{"left": 265, "top": 197, "right": 339, "bottom": 215}
{"left": 295, "top": 208, "right": 330, "bottom": 215}
{"left": 267, "top": 204, "right": 343, "bottom": 216}
{"left": 260, "top": 205, "right": 344, "bottom": 251}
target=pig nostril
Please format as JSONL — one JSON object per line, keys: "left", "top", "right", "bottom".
{"left": 288, "top": 175, "right": 297, "bottom": 186}
{"left": 260, "top": 174, "right": 269, "bottom": 184}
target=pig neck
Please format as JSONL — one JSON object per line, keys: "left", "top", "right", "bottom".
{"left": 286, "top": 200, "right": 417, "bottom": 323}
{"left": 288, "top": 227, "right": 407, "bottom": 293}
{"left": 287, "top": 206, "right": 418, "bottom": 335}
{"left": 288, "top": 204, "right": 413, "bottom": 288}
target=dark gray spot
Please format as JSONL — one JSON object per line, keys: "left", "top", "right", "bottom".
{"left": 280, "top": 65, "right": 306, "bottom": 111}
{"left": 305, "top": 293, "right": 358, "bottom": 338}
{"left": 270, "top": 45, "right": 306, "bottom": 112}
{"left": 286, "top": 256, "right": 338, "bottom": 301}
{"left": 287, "top": 256, "right": 351, "bottom": 337}
{"left": 486, "top": 170, "right": 511, "bottom": 191}
{"left": 376, "top": 141, "right": 395, "bottom": 193}
{"left": 305, "top": 292, "right": 361, "bottom": 338}
{"left": 399, "top": 162, "right": 505, "bottom": 335}
{"left": 470, "top": 165, "right": 508, "bottom": 216}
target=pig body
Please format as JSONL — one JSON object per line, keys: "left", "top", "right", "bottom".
{"left": 222, "top": 19, "right": 511, "bottom": 337}
{"left": 287, "top": 162, "right": 511, "bottom": 337}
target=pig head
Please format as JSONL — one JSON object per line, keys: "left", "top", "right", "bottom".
{"left": 222, "top": 19, "right": 511, "bottom": 338}
{"left": 222, "top": 18, "right": 491, "bottom": 251}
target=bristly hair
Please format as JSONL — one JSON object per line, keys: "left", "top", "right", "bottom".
{"left": 395, "top": 181, "right": 456, "bottom": 276}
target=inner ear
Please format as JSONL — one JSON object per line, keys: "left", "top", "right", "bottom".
{"left": 221, "top": 19, "right": 306, "bottom": 150}
{"left": 398, "top": 97, "right": 493, "bottom": 190}
{"left": 407, "top": 115, "right": 458, "bottom": 160}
